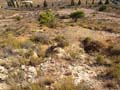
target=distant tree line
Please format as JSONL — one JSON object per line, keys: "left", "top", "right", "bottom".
{"left": 6, "top": 0, "right": 110, "bottom": 9}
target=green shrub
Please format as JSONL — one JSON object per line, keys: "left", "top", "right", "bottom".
{"left": 109, "top": 64, "right": 120, "bottom": 79}
{"left": 70, "top": 11, "right": 85, "bottom": 22}
{"left": 0, "top": 35, "right": 21, "bottom": 49}
{"left": 31, "top": 33, "right": 51, "bottom": 44}
{"left": 108, "top": 45, "right": 120, "bottom": 56}
{"left": 20, "top": 40, "right": 34, "bottom": 49}
{"left": 54, "top": 36, "right": 65, "bottom": 42}
{"left": 70, "top": 51, "right": 80, "bottom": 59}
{"left": 55, "top": 36, "right": 69, "bottom": 48}
{"left": 96, "top": 55, "right": 105, "bottom": 65}
{"left": 82, "top": 37, "right": 104, "bottom": 53}
{"left": 98, "top": 5, "right": 107, "bottom": 11}
{"left": 14, "top": 16, "right": 21, "bottom": 21}
{"left": 38, "top": 10, "right": 56, "bottom": 27}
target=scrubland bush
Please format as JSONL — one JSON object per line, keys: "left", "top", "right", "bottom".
{"left": 20, "top": 40, "right": 34, "bottom": 49}
{"left": 70, "top": 11, "right": 85, "bottom": 22}
{"left": 105, "top": 81, "right": 117, "bottom": 89}
{"left": 31, "top": 33, "right": 51, "bottom": 44}
{"left": 0, "top": 35, "right": 21, "bottom": 49}
{"left": 43, "top": 77, "right": 54, "bottom": 86}
{"left": 29, "top": 57, "right": 43, "bottom": 66}
{"left": 14, "top": 16, "right": 21, "bottom": 21}
{"left": 54, "top": 36, "right": 69, "bottom": 48}
{"left": 38, "top": 10, "right": 56, "bottom": 27}
{"left": 111, "top": 56, "right": 120, "bottom": 63}
{"left": 10, "top": 83, "right": 46, "bottom": 90}
{"left": 69, "top": 51, "right": 80, "bottom": 59}
{"left": 98, "top": 5, "right": 107, "bottom": 11}
{"left": 108, "top": 45, "right": 120, "bottom": 56}
{"left": 96, "top": 55, "right": 105, "bottom": 65}
{"left": 10, "top": 77, "right": 90, "bottom": 90}
{"left": 55, "top": 77, "right": 91, "bottom": 90}
{"left": 82, "top": 37, "right": 104, "bottom": 53}
{"left": 109, "top": 64, "right": 120, "bottom": 79}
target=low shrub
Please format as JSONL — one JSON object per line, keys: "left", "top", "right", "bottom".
{"left": 107, "top": 45, "right": 120, "bottom": 56}
{"left": 109, "top": 64, "right": 120, "bottom": 80}
{"left": 54, "top": 36, "right": 69, "bottom": 48}
{"left": 55, "top": 77, "right": 91, "bottom": 90}
{"left": 98, "top": 5, "right": 107, "bottom": 11}
{"left": 70, "top": 11, "right": 85, "bottom": 22}
{"left": 38, "top": 10, "right": 56, "bottom": 27}
{"left": 82, "top": 37, "right": 104, "bottom": 53}
{"left": 0, "top": 35, "right": 21, "bottom": 49}
{"left": 31, "top": 33, "right": 51, "bottom": 44}
{"left": 14, "top": 16, "right": 21, "bottom": 21}
{"left": 20, "top": 40, "right": 34, "bottom": 49}
{"left": 10, "top": 83, "right": 46, "bottom": 90}
{"left": 96, "top": 55, "right": 105, "bottom": 65}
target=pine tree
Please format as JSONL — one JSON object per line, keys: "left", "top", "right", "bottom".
{"left": 16, "top": 1, "right": 19, "bottom": 8}
{"left": 43, "top": 0, "right": 48, "bottom": 8}
{"left": 98, "top": 0, "right": 103, "bottom": 5}
{"left": 7, "top": 1, "right": 12, "bottom": 7}
{"left": 11, "top": 0, "right": 15, "bottom": 7}
{"left": 86, "top": 0, "right": 88, "bottom": 5}
{"left": 92, "top": 0, "right": 95, "bottom": 4}
{"left": 71, "top": 0, "right": 75, "bottom": 6}
{"left": 78, "top": 0, "right": 81, "bottom": 5}
{"left": 105, "top": 0, "right": 110, "bottom": 4}
{"left": 52, "top": 2, "right": 54, "bottom": 7}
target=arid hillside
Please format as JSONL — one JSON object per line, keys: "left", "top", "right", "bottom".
{"left": 0, "top": 0, "right": 120, "bottom": 90}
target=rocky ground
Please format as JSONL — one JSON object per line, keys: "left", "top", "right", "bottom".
{"left": 0, "top": 3, "right": 120, "bottom": 90}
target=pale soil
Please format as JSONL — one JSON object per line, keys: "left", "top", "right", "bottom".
{"left": 0, "top": 7, "right": 119, "bottom": 90}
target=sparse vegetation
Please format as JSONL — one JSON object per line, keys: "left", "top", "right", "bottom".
{"left": 70, "top": 11, "right": 85, "bottom": 22}
{"left": 82, "top": 37, "right": 104, "bottom": 53}
{"left": 38, "top": 10, "right": 56, "bottom": 27}
{"left": 55, "top": 36, "right": 69, "bottom": 48}
{"left": 0, "top": 0, "right": 120, "bottom": 90}
{"left": 96, "top": 55, "right": 105, "bottom": 65}
{"left": 31, "top": 33, "right": 51, "bottom": 44}
{"left": 109, "top": 64, "right": 120, "bottom": 79}
{"left": 98, "top": 5, "right": 107, "bottom": 11}
{"left": 55, "top": 77, "right": 91, "bottom": 90}
{"left": 14, "top": 16, "right": 21, "bottom": 21}
{"left": 108, "top": 45, "right": 120, "bottom": 56}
